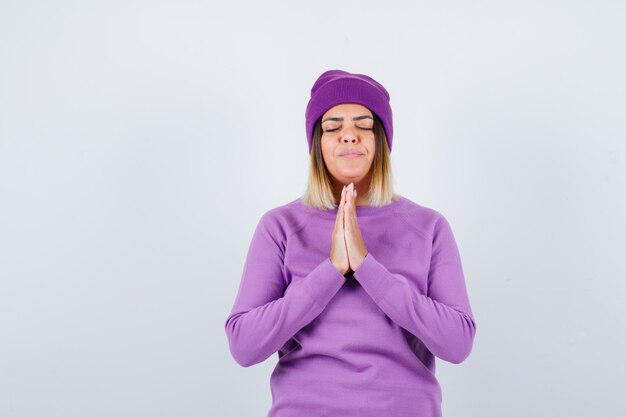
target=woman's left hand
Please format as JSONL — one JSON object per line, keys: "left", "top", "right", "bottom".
{"left": 343, "top": 182, "right": 368, "bottom": 272}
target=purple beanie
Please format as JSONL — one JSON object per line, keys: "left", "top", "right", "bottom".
{"left": 305, "top": 69, "right": 393, "bottom": 154}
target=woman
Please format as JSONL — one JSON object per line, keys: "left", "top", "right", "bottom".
{"left": 224, "top": 69, "right": 477, "bottom": 417}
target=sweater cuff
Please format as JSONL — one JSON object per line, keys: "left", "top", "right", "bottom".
{"left": 300, "top": 257, "right": 347, "bottom": 307}
{"left": 352, "top": 252, "right": 397, "bottom": 303}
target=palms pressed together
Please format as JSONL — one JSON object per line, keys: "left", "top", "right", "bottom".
{"left": 330, "top": 182, "right": 369, "bottom": 275}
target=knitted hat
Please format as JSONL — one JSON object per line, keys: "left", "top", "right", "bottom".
{"left": 305, "top": 69, "right": 393, "bottom": 154}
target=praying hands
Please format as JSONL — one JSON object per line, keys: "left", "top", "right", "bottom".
{"left": 329, "top": 182, "right": 369, "bottom": 275}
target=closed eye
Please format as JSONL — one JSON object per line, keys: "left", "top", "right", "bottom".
{"left": 325, "top": 127, "right": 373, "bottom": 132}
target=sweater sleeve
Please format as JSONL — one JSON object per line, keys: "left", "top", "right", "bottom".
{"left": 352, "top": 214, "right": 476, "bottom": 364}
{"left": 224, "top": 212, "right": 346, "bottom": 367}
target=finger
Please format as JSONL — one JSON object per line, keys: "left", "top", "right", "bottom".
{"left": 347, "top": 183, "right": 355, "bottom": 213}
{"left": 341, "top": 185, "right": 348, "bottom": 228}
{"left": 345, "top": 186, "right": 358, "bottom": 231}
{"left": 339, "top": 185, "right": 349, "bottom": 231}
{"left": 335, "top": 185, "right": 346, "bottom": 229}
{"left": 344, "top": 188, "right": 352, "bottom": 231}
{"left": 339, "top": 185, "right": 346, "bottom": 210}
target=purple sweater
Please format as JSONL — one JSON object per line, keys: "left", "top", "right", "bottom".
{"left": 225, "top": 195, "right": 476, "bottom": 417}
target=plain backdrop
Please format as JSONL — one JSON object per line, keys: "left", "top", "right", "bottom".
{"left": 1, "top": 1, "right": 625, "bottom": 416}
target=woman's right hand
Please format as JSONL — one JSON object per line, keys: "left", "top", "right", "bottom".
{"left": 330, "top": 185, "right": 350, "bottom": 276}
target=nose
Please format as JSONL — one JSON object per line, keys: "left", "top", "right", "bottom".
{"left": 341, "top": 126, "right": 359, "bottom": 144}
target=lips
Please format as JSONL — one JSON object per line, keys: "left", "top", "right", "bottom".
{"left": 340, "top": 152, "right": 363, "bottom": 159}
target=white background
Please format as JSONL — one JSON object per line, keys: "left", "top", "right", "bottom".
{"left": 1, "top": 1, "right": 625, "bottom": 416}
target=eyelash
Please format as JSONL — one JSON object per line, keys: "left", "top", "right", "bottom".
{"left": 325, "top": 127, "right": 373, "bottom": 132}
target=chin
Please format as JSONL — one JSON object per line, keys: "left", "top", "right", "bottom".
{"left": 338, "top": 172, "right": 365, "bottom": 182}
{"left": 337, "top": 173, "right": 366, "bottom": 182}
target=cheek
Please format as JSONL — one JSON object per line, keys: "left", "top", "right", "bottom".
{"left": 320, "top": 138, "right": 335, "bottom": 157}
{"left": 320, "top": 148, "right": 333, "bottom": 165}
{"left": 365, "top": 138, "right": 376, "bottom": 155}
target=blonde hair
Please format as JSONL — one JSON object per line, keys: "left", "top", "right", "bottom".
{"left": 301, "top": 111, "right": 398, "bottom": 210}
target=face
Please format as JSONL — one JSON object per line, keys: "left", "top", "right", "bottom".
{"left": 320, "top": 103, "right": 376, "bottom": 187}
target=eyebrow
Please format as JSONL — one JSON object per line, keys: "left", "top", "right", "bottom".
{"left": 321, "top": 115, "right": 373, "bottom": 124}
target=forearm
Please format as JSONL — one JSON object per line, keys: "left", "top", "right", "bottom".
{"left": 353, "top": 252, "right": 476, "bottom": 364}
{"left": 225, "top": 257, "right": 345, "bottom": 367}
